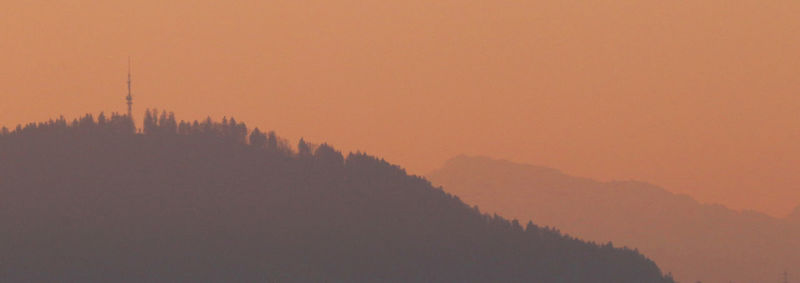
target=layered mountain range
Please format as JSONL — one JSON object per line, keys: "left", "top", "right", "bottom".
{"left": 429, "top": 155, "right": 799, "bottom": 283}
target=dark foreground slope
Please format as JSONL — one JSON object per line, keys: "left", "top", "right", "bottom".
{"left": 0, "top": 112, "right": 673, "bottom": 282}
{"left": 428, "top": 156, "right": 800, "bottom": 283}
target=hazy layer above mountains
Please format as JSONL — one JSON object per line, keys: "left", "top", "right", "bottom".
{"left": 4, "top": 1, "right": 800, "bottom": 217}
{"left": 428, "top": 155, "right": 800, "bottom": 283}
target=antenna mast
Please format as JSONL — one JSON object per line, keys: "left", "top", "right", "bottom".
{"left": 126, "top": 57, "right": 133, "bottom": 118}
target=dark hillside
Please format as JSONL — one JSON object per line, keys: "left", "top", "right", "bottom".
{"left": 0, "top": 111, "right": 673, "bottom": 282}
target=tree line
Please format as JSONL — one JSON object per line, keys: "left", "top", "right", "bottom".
{"left": 0, "top": 110, "right": 674, "bottom": 282}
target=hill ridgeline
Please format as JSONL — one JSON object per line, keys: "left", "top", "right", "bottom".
{"left": 0, "top": 111, "right": 674, "bottom": 282}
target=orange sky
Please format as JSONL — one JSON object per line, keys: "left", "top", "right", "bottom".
{"left": 2, "top": 1, "right": 799, "bottom": 217}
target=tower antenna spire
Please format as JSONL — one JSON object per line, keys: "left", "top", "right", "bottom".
{"left": 126, "top": 57, "right": 133, "bottom": 118}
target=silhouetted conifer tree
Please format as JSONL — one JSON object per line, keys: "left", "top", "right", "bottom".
{"left": 249, "top": 128, "right": 267, "bottom": 148}
{"left": 314, "top": 143, "right": 345, "bottom": 166}
{"left": 143, "top": 109, "right": 155, "bottom": 135}
{"left": 98, "top": 112, "right": 107, "bottom": 127}
{"left": 267, "top": 131, "right": 278, "bottom": 151}
{"left": 298, "top": 137, "right": 311, "bottom": 156}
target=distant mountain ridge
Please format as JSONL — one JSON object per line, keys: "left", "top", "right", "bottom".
{"left": 428, "top": 155, "right": 800, "bottom": 283}
{"left": 0, "top": 112, "right": 673, "bottom": 282}
{"left": 788, "top": 206, "right": 800, "bottom": 224}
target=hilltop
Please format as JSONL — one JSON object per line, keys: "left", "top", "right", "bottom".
{"left": 0, "top": 111, "right": 673, "bottom": 282}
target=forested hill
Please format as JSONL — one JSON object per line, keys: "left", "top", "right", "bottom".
{"left": 0, "top": 111, "right": 673, "bottom": 282}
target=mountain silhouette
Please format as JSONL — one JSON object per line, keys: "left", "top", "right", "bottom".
{"left": 0, "top": 111, "right": 674, "bottom": 282}
{"left": 427, "top": 155, "right": 800, "bottom": 283}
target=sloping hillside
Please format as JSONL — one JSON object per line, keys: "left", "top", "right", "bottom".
{"left": 0, "top": 112, "right": 673, "bottom": 282}
{"left": 428, "top": 155, "right": 800, "bottom": 283}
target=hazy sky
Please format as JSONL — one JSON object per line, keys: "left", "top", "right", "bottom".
{"left": 2, "top": 1, "right": 799, "bottom": 216}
